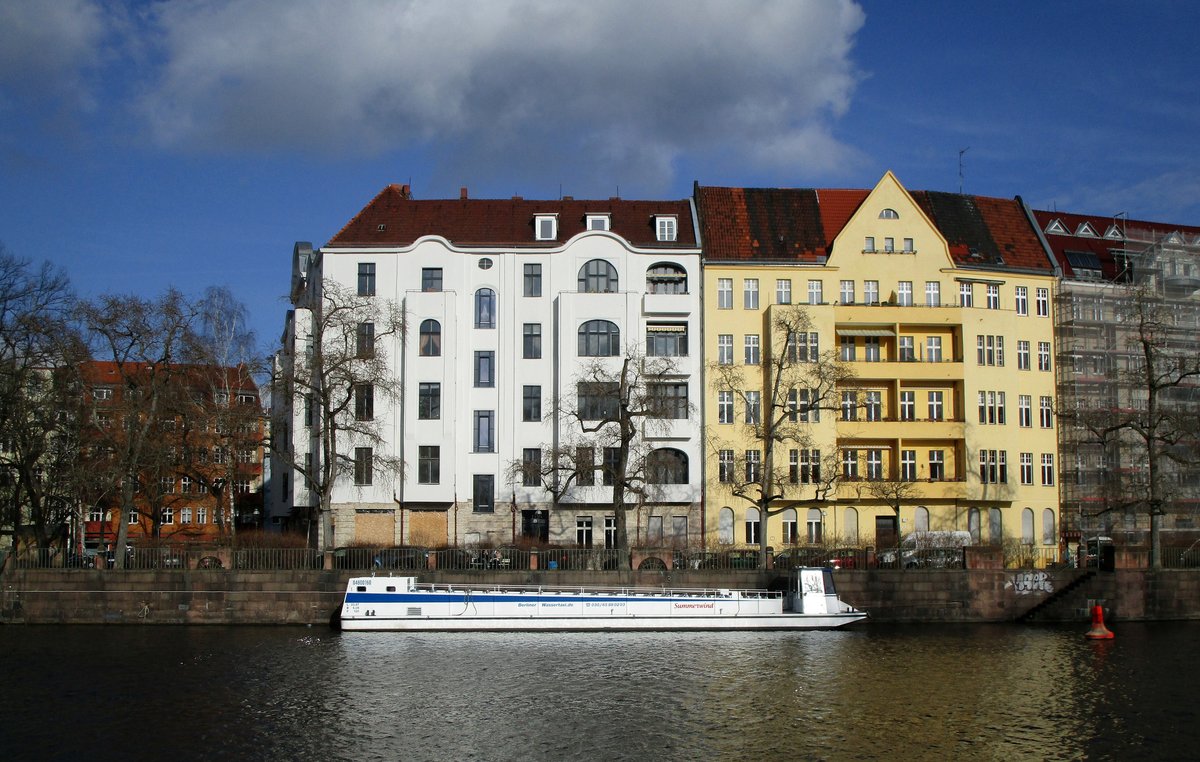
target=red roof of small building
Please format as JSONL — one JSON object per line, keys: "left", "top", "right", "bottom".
{"left": 696, "top": 184, "right": 1054, "bottom": 273}
{"left": 1031, "top": 208, "right": 1200, "bottom": 280}
{"left": 81, "top": 361, "right": 259, "bottom": 395}
{"left": 327, "top": 184, "right": 697, "bottom": 249}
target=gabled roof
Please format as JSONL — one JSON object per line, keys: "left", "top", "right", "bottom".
{"left": 1030, "top": 208, "right": 1200, "bottom": 281}
{"left": 696, "top": 182, "right": 1052, "bottom": 272}
{"left": 81, "top": 361, "right": 259, "bottom": 395}
{"left": 326, "top": 184, "right": 697, "bottom": 249}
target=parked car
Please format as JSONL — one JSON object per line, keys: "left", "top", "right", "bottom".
{"left": 877, "top": 531, "right": 969, "bottom": 569}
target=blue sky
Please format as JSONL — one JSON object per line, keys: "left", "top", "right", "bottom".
{"left": 2, "top": 0, "right": 1198, "bottom": 346}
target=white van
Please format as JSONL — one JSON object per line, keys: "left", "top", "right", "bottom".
{"left": 878, "top": 531, "right": 971, "bottom": 569}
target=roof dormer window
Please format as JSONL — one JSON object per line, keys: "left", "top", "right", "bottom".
{"left": 878, "top": 208, "right": 899, "bottom": 219}
{"left": 535, "top": 214, "right": 558, "bottom": 241}
{"left": 1076, "top": 222, "right": 1098, "bottom": 237}
{"left": 655, "top": 215, "right": 678, "bottom": 242}
{"left": 586, "top": 214, "right": 610, "bottom": 231}
{"left": 1044, "top": 219, "right": 1069, "bottom": 236}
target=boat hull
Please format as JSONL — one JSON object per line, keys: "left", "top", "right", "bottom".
{"left": 340, "top": 613, "right": 865, "bottom": 631}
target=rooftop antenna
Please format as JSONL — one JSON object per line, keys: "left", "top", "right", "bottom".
{"left": 958, "top": 147, "right": 969, "bottom": 194}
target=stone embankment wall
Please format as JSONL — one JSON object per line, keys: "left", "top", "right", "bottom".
{"left": 3, "top": 568, "right": 1199, "bottom": 625}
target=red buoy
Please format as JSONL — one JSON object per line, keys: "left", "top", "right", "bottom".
{"left": 1085, "top": 604, "right": 1114, "bottom": 639}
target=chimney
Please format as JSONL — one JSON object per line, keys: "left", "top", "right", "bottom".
{"left": 460, "top": 187, "right": 469, "bottom": 200}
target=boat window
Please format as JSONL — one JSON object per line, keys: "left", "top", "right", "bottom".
{"left": 822, "top": 569, "right": 836, "bottom": 595}
{"left": 386, "top": 586, "right": 396, "bottom": 592}
{"left": 356, "top": 586, "right": 366, "bottom": 592}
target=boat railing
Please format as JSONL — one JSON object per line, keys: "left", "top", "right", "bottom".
{"left": 410, "top": 581, "right": 782, "bottom": 599}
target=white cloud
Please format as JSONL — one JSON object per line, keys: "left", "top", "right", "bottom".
{"left": 130, "top": 0, "right": 865, "bottom": 192}
{"left": 0, "top": 0, "right": 107, "bottom": 108}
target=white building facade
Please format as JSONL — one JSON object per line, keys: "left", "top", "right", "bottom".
{"left": 273, "top": 186, "right": 704, "bottom": 549}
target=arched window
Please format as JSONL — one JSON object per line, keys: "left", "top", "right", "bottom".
{"left": 1042, "top": 509, "right": 1056, "bottom": 546}
{"left": 968, "top": 508, "right": 981, "bottom": 544}
{"left": 988, "top": 508, "right": 1003, "bottom": 545}
{"left": 646, "top": 263, "right": 687, "bottom": 294}
{"left": 577, "top": 320, "right": 620, "bottom": 356}
{"left": 914, "top": 506, "right": 930, "bottom": 533}
{"left": 474, "top": 288, "right": 496, "bottom": 328}
{"left": 806, "top": 508, "right": 823, "bottom": 543}
{"left": 578, "top": 259, "right": 618, "bottom": 293}
{"left": 718, "top": 507, "right": 735, "bottom": 545}
{"left": 419, "top": 319, "right": 441, "bottom": 356}
{"left": 782, "top": 508, "right": 798, "bottom": 544}
{"left": 1022, "top": 508, "right": 1035, "bottom": 545}
{"left": 844, "top": 507, "right": 859, "bottom": 543}
{"left": 879, "top": 208, "right": 899, "bottom": 219}
{"left": 647, "top": 448, "right": 688, "bottom": 484}
{"left": 745, "top": 507, "right": 760, "bottom": 544}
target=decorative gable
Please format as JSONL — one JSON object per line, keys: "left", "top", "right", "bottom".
{"left": 1104, "top": 224, "right": 1124, "bottom": 240}
{"left": 1045, "top": 218, "right": 1069, "bottom": 236}
{"left": 1075, "top": 221, "right": 1099, "bottom": 237}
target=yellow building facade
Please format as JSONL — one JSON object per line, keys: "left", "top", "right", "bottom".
{"left": 697, "top": 172, "right": 1060, "bottom": 557}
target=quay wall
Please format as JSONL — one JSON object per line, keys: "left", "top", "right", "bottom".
{"left": 3, "top": 568, "right": 1200, "bottom": 625}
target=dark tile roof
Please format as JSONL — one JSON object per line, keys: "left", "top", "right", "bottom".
{"left": 696, "top": 184, "right": 1053, "bottom": 273}
{"left": 1031, "top": 209, "right": 1200, "bottom": 280}
{"left": 327, "top": 184, "right": 697, "bottom": 249}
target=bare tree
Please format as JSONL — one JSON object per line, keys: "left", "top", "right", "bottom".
{"left": 708, "top": 305, "right": 855, "bottom": 568}
{"left": 864, "top": 477, "right": 919, "bottom": 546}
{"left": 513, "top": 350, "right": 689, "bottom": 568}
{"left": 279, "top": 280, "right": 404, "bottom": 550}
{"left": 0, "top": 248, "right": 86, "bottom": 561}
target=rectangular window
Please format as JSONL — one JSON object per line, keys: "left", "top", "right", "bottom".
{"left": 474, "top": 351, "right": 495, "bottom": 387}
{"left": 978, "top": 390, "right": 1006, "bottom": 424}
{"left": 578, "top": 382, "right": 619, "bottom": 420}
{"left": 180, "top": 508, "right": 191, "bottom": 525}
{"left": 744, "top": 279, "right": 759, "bottom": 309}
{"left": 521, "top": 448, "right": 541, "bottom": 487}
{"left": 744, "top": 391, "right": 761, "bottom": 425}
{"left": 1041, "top": 454, "right": 1055, "bottom": 485}
{"left": 576, "top": 447, "right": 594, "bottom": 486}
{"left": 898, "top": 336, "right": 915, "bottom": 362}
{"left": 744, "top": 335, "right": 760, "bottom": 365}
{"left": 976, "top": 335, "right": 1005, "bottom": 366}
{"left": 1020, "top": 452, "right": 1033, "bottom": 485}
{"left": 865, "top": 390, "right": 882, "bottom": 421}
{"left": 718, "top": 449, "right": 735, "bottom": 483}
{"left": 864, "top": 280, "right": 879, "bottom": 304}
{"left": 646, "top": 324, "right": 688, "bottom": 357}
{"left": 903, "top": 237, "right": 914, "bottom": 253}
{"left": 884, "top": 237, "right": 895, "bottom": 253}
{"left": 925, "top": 281, "right": 940, "bottom": 307}
{"left": 927, "top": 391, "right": 944, "bottom": 421}
{"left": 1038, "top": 342, "right": 1051, "bottom": 371}
{"left": 656, "top": 216, "right": 677, "bottom": 241}
{"left": 418, "top": 382, "right": 440, "bottom": 420}
{"left": 1017, "top": 340, "right": 1030, "bottom": 370}
{"left": 473, "top": 474, "right": 495, "bottom": 512}
{"left": 790, "top": 331, "right": 819, "bottom": 363}
{"left": 865, "top": 236, "right": 876, "bottom": 253}
{"left": 419, "top": 446, "right": 440, "bottom": 484}
{"left": 535, "top": 215, "right": 556, "bottom": 241}
{"left": 602, "top": 447, "right": 620, "bottom": 486}
{"left": 807, "top": 279, "right": 823, "bottom": 305}
{"left": 523, "top": 324, "right": 542, "bottom": 359}
{"left": 648, "top": 383, "right": 688, "bottom": 419}
{"left": 717, "top": 278, "right": 733, "bottom": 309}
{"left": 841, "top": 390, "right": 858, "bottom": 421}
{"left": 473, "top": 411, "right": 495, "bottom": 453}
{"left": 986, "top": 284, "right": 1000, "bottom": 310}
{"left": 647, "top": 515, "right": 663, "bottom": 545}
{"left": 358, "top": 263, "right": 376, "bottom": 296}
{"left": 421, "top": 268, "right": 442, "bottom": 292}
{"left": 161, "top": 507, "right": 174, "bottom": 525}
{"left": 839, "top": 336, "right": 856, "bottom": 362}
{"left": 901, "top": 450, "right": 917, "bottom": 481}
{"left": 897, "top": 281, "right": 912, "bottom": 306}
{"left": 745, "top": 450, "right": 761, "bottom": 483}
{"left": 801, "top": 449, "right": 821, "bottom": 484}
{"left": 789, "top": 449, "right": 799, "bottom": 484}
{"left": 354, "top": 447, "right": 373, "bottom": 485}
{"left": 717, "top": 334, "right": 733, "bottom": 365}
{"left": 718, "top": 390, "right": 734, "bottom": 424}
{"left": 354, "top": 383, "right": 374, "bottom": 422}
{"left": 522, "top": 385, "right": 541, "bottom": 422}
{"left": 776, "top": 279, "right": 792, "bottom": 305}
{"left": 197, "top": 507, "right": 207, "bottom": 525}
{"left": 576, "top": 516, "right": 594, "bottom": 546}
{"left": 799, "top": 388, "right": 820, "bottom": 422}
{"left": 926, "top": 336, "right": 942, "bottom": 362}
{"left": 842, "top": 449, "right": 859, "bottom": 480}
{"left": 1040, "top": 396, "right": 1054, "bottom": 428}
{"left": 1015, "top": 286, "right": 1028, "bottom": 315}
{"left": 863, "top": 336, "right": 881, "bottom": 362}
{"left": 523, "top": 263, "right": 542, "bottom": 297}
{"left": 840, "top": 280, "right": 855, "bottom": 305}
{"left": 900, "top": 390, "right": 915, "bottom": 421}
{"left": 1018, "top": 395, "right": 1032, "bottom": 428}
{"left": 960, "top": 282, "right": 973, "bottom": 307}
{"left": 929, "top": 450, "right": 944, "bottom": 481}
{"left": 866, "top": 449, "right": 883, "bottom": 480}
{"left": 356, "top": 322, "right": 375, "bottom": 358}
{"left": 1036, "top": 288, "right": 1050, "bottom": 317}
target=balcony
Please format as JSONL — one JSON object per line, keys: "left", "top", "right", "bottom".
{"left": 852, "top": 358, "right": 962, "bottom": 381}
{"left": 642, "top": 292, "right": 692, "bottom": 315}
{"left": 839, "top": 417, "right": 965, "bottom": 440}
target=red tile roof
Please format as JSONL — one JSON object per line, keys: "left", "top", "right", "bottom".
{"left": 326, "top": 184, "right": 697, "bottom": 249}
{"left": 1031, "top": 208, "right": 1200, "bottom": 280}
{"left": 696, "top": 184, "right": 1053, "bottom": 273}
{"left": 81, "top": 361, "right": 259, "bottom": 394}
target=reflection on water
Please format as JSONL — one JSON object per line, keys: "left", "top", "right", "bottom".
{"left": 1, "top": 623, "right": 1197, "bottom": 761}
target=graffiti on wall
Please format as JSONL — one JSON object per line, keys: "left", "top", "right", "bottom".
{"left": 1007, "top": 570, "right": 1054, "bottom": 595}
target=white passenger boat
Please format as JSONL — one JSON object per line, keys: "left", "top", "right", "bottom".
{"left": 338, "top": 567, "right": 866, "bottom": 631}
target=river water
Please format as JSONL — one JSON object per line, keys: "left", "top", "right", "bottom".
{"left": 1, "top": 622, "right": 1196, "bottom": 761}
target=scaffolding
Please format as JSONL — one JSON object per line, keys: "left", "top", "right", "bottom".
{"left": 1055, "top": 225, "right": 1200, "bottom": 542}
